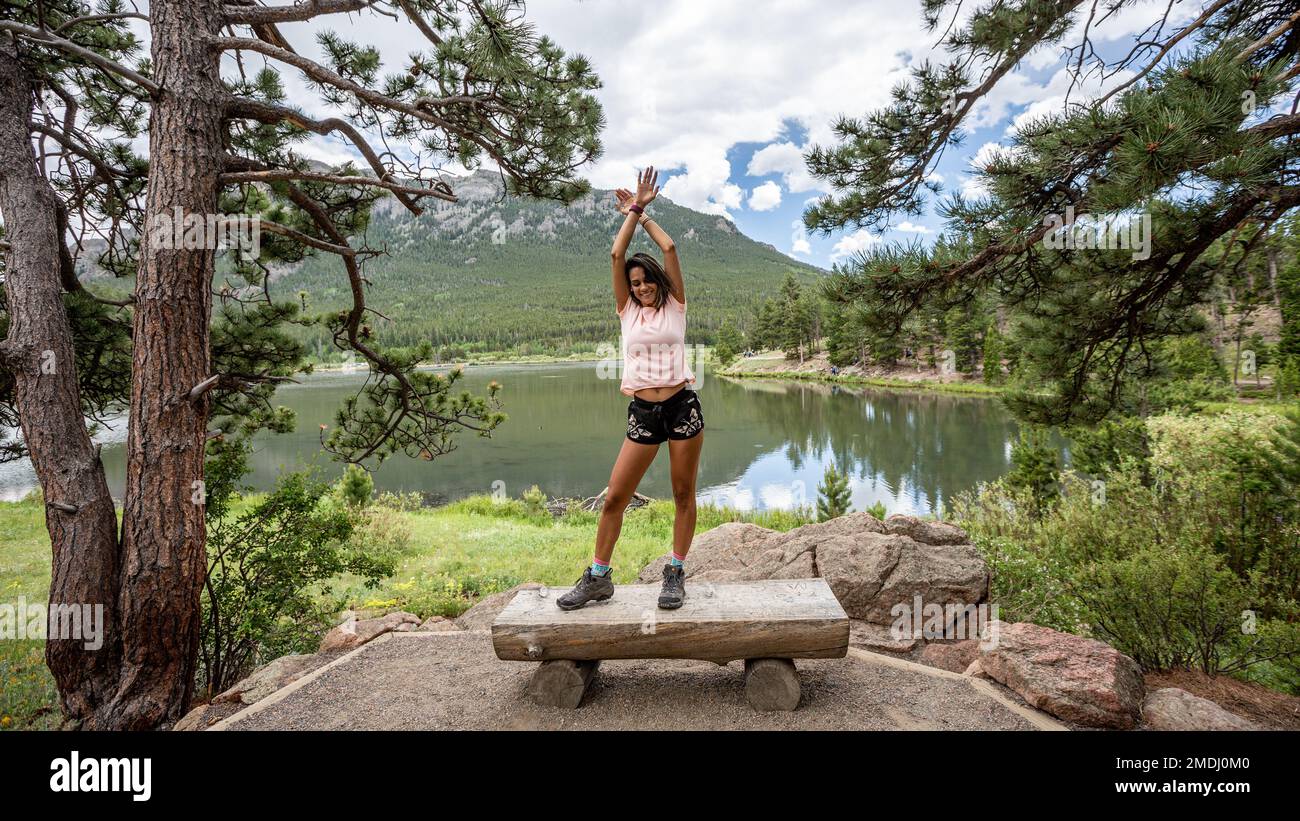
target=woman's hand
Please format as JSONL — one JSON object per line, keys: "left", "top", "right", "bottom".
{"left": 614, "top": 188, "right": 636, "bottom": 215}
{"left": 635, "top": 166, "right": 660, "bottom": 207}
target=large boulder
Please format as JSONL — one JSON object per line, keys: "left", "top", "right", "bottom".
{"left": 318, "top": 611, "right": 421, "bottom": 653}
{"left": 1142, "top": 688, "right": 1258, "bottom": 731}
{"left": 817, "top": 515, "right": 989, "bottom": 623}
{"left": 849, "top": 619, "right": 919, "bottom": 654}
{"left": 635, "top": 512, "right": 989, "bottom": 624}
{"left": 978, "top": 621, "right": 1145, "bottom": 729}
{"left": 455, "top": 583, "right": 542, "bottom": 631}
{"left": 212, "top": 653, "right": 319, "bottom": 705}
{"left": 919, "top": 639, "right": 981, "bottom": 674}
{"left": 417, "top": 616, "right": 461, "bottom": 632}
{"left": 635, "top": 522, "right": 785, "bottom": 582}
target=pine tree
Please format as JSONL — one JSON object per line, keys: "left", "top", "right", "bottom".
{"left": 982, "top": 324, "right": 1004, "bottom": 384}
{"left": 1006, "top": 427, "right": 1060, "bottom": 515}
{"left": 817, "top": 463, "right": 852, "bottom": 521}
{"left": 805, "top": 1, "right": 1300, "bottom": 424}
{"left": 714, "top": 319, "right": 743, "bottom": 367}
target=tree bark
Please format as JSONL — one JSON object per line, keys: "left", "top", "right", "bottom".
{"left": 98, "top": 0, "right": 226, "bottom": 729}
{"left": 0, "top": 41, "right": 123, "bottom": 724}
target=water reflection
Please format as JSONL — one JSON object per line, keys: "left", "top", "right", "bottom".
{"left": 0, "top": 364, "right": 1057, "bottom": 513}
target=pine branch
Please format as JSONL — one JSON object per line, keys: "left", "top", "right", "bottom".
{"left": 0, "top": 21, "right": 158, "bottom": 94}
{"left": 223, "top": 0, "right": 379, "bottom": 25}
{"left": 220, "top": 169, "right": 456, "bottom": 201}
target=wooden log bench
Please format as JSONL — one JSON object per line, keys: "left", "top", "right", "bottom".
{"left": 490, "top": 578, "right": 849, "bottom": 711}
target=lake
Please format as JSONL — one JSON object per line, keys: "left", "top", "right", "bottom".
{"left": 0, "top": 363, "right": 1040, "bottom": 514}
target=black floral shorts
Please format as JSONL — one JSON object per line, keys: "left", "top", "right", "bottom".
{"left": 626, "top": 388, "right": 705, "bottom": 445}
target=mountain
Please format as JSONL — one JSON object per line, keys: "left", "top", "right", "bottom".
{"left": 274, "top": 169, "right": 826, "bottom": 357}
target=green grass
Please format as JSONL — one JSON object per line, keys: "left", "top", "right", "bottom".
{"left": 0, "top": 499, "right": 63, "bottom": 731}
{"left": 0, "top": 492, "right": 810, "bottom": 729}
{"left": 335, "top": 495, "right": 811, "bottom": 618}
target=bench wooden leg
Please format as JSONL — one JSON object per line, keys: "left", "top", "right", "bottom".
{"left": 743, "top": 658, "right": 800, "bottom": 711}
{"left": 528, "top": 659, "right": 600, "bottom": 708}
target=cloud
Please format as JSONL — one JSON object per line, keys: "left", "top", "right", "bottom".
{"left": 747, "top": 142, "right": 827, "bottom": 194}
{"left": 894, "top": 221, "right": 931, "bottom": 234}
{"left": 791, "top": 219, "right": 812, "bottom": 256}
{"left": 961, "top": 177, "right": 991, "bottom": 200}
{"left": 658, "top": 152, "right": 745, "bottom": 218}
{"left": 830, "top": 228, "right": 883, "bottom": 262}
{"left": 749, "top": 181, "right": 783, "bottom": 211}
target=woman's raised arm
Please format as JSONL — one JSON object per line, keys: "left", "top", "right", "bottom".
{"left": 640, "top": 217, "right": 683, "bottom": 303}
{"left": 611, "top": 194, "right": 638, "bottom": 313}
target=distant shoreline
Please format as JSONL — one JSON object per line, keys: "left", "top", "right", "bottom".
{"left": 718, "top": 351, "right": 1005, "bottom": 397}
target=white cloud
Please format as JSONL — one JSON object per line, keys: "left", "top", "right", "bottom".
{"left": 894, "top": 221, "right": 931, "bottom": 234}
{"left": 747, "top": 142, "right": 828, "bottom": 194}
{"left": 791, "top": 219, "right": 812, "bottom": 256}
{"left": 749, "top": 181, "right": 783, "bottom": 211}
{"left": 830, "top": 229, "right": 883, "bottom": 262}
{"left": 658, "top": 152, "right": 745, "bottom": 218}
{"left": 961, "top": 177, "right": 991, "bottom": 200}
{"left": 971, "top": 141, "right": 1010, "bottom": 169}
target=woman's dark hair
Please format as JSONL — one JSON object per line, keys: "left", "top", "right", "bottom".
{"left": 625, "top": 252, "right": 671, "bottom": 310}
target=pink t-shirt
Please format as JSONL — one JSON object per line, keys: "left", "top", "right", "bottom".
{"left": 617, "top": 292, "right": 696, "bottom": 397}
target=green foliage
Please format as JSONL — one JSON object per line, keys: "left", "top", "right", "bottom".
{"left": 752, "top": 273, "right": 820, "bottom": 360}
{"left": 1068, "top": 415, "right": 1152, "bottom": 482}
{"left": 816, "top": 463, "right": 852, "bottom": 521}
{"left": 714, "top": 319, "right": 744, "bottom": 367}
{"left": 336, "top": 463, "right": 375, "bottom": 509}
{"left": 522, "top": 485, "right": 548, "bottom": 519}
{"left": 1005, "top": 426, "right": 1059, "bottom": 513}
{"left": 1277, "top": 220, "right": 1300, "bottom": 360}
{"left": 954, "top": 409, "right": 1300, "bottom": 685}
{"left": 1278, "top": 356, "right": 1300, "bottom": 401}
{"left": 865, "top": 500, "right": 887, "bottom": 520}
{"left": 981, "top": 324, "right": 1003, "bottom": 384}
{"left": 802, "top": 0, "right": 1300, "bottom": 423}
{"left": 199, "top": 443, "right": 394, "bottom": 696}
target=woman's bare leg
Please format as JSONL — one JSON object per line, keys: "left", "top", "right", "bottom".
{"left": 668, "top": 433, "right": 704, "bottom": 557}
{"left": 594, "top": 438, "right": 660, "bottom": 565}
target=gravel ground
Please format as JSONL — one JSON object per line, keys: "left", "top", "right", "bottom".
{"left": 225, "top": 632, "right": 1042, "bottom": 731}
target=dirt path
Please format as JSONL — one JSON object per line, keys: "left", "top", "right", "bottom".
{"left": 212, "top": 632, "right": 1063, "bottom": 731}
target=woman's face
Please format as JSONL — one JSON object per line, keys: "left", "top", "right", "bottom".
{"left": 629, "top": 266, "right": 658, "bottom": 305}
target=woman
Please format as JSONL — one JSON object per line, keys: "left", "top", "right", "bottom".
{"left": 557, "top": 167, "right": 704, "bottom": 611}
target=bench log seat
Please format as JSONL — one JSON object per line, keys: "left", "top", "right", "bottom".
{"left": 491, "top": 578, "right": 850, "bottom": 710}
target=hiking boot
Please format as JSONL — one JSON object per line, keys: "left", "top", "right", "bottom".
{"left": 658, "top": 564, "right": 686, "bottom": 610}
{"left": 556, "top": 568, "right": 615, "bottom": 611}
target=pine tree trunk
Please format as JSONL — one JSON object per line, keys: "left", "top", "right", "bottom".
{"left": 0, "top": 41, "right": 124, "bottom": 725}
{"left": 97, "top": 0, "right": 225, "bottom": 729}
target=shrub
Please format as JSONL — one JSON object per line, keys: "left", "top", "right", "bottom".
{"left": 199, "top": 444, "right": 394, "bottom": 697}
{"left": 1005, "top": 426, "right": 1059, "bottom": 514}
{"left": 522, "top": 485, "right": 548, "bottom": 518}
{"left": 816, "top": 463, "right": 852, "bottom": 521}
{"left": 336, "top": 463, "right": 374, "bottom": 509}
{"left": 953, "top": 409, "right": 1300, "bottom": 688}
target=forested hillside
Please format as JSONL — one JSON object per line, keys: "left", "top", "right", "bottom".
{"left": 266, "top": 170, "right": 824, "bottom": 359}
